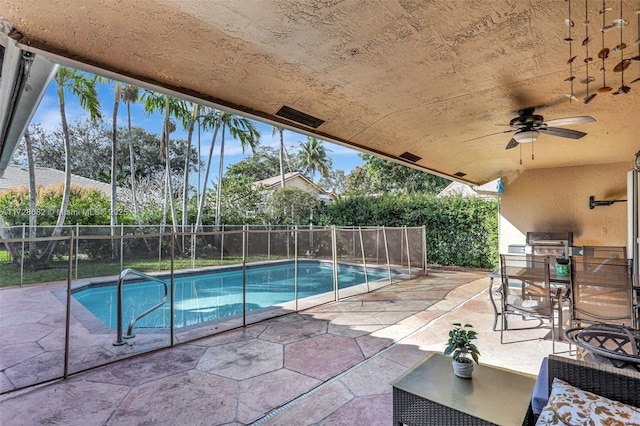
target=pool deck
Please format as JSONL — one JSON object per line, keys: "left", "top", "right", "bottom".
{"left": 0, "top": 269, "right": 572, "bottom": 425}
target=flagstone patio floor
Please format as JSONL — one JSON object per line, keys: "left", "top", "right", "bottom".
{"left": 0, "top": 269, "right": 572, "bottom": 425}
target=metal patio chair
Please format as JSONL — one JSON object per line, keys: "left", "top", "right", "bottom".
{"left": 500, "top": 254, "right": 562, "bottom": 352}
{"left": 569, "top": 256, "right": 633, "bottom": 327}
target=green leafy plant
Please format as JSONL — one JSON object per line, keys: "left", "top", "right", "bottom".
{"left": 444, "top": 322, "right": 480, "bottom": 364}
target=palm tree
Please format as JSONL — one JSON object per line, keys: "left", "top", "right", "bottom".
{"left": 142, "top": 91, "right": 188, "bottom": 234}
{"left": 272, "top": 126, "right": 286, "bottom": 188}
{"left": 195, "top": 108, "right": 221, "bottom": 229}
{"left": 42, "top": 67, "right": 102, "bottom": 262}
{"left": 121, "top": 84, "right": 141, "bottom": 225}
{"left": 194, "top": 110, "right": 261, "bottom": 229}
{"left": 214, "top": 115, "right": 261, "bottom": 226}
{"left": 110, "top": 81, "right": 122, "bottom": 258}
{"left": 179, "top": 102, "right": 199, "bottom": 233}
{"left": 297, "top": 136, "right": 332, "bottom": 182}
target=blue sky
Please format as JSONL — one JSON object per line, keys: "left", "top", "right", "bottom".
{"left": 30, "top": 79, "right": 364, "bottom": 184}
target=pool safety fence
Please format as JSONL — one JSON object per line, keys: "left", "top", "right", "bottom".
{"left": 0, "top": 225, "right": 426, "bottom": 394}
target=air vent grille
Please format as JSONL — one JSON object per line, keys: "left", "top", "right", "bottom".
{"left": 275, "top": 106, "right": 325, "bottom": 128}
{"left": 399, "top": 152, "right": 421, "bottom": 163}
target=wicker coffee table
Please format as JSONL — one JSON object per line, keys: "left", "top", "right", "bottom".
{"left": 391, "top": 352, "right": 537, "bottom": 425}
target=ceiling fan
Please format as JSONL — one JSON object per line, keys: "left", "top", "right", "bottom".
{"left": 467, "top": 107, "right": 596, "bottom": 150}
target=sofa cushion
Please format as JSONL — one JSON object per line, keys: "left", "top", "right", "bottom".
{"left": 536, "top": 377, "right": 640, "bottom": 425}
{"left": 531, "top": 357, "right": 548, "bottom": 415}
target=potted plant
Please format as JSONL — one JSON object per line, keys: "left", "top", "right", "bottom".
{"left": 444, "top": 322, "right": 480, "bottom": 379}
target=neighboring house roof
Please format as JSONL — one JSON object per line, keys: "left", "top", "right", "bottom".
{"left": 0, "top": 165, "right": 113, "bottom": 196}
{"left": 253, "top": 172, "right": 336, "bottom": 201}
{"left": 437, "top": 178, "right": 500, "bottom": 199}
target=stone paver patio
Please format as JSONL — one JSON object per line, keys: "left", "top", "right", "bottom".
{"left": 0, "top": 270, "right": 570, "bottom": 425}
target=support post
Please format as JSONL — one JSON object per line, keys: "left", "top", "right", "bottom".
{"left": 422, "top": 225, "right": 428, "bottom": 275}
{"left": 382, "top": 226, "right": 392, "bottom": 284}
{"left": 20, "top": 224, "right": 25, "bottom": 286}
{"left": 242, "top": 225, "right": 247, "bottom": 326}
{"left": 332, "top": 225, "right": 338, "bottom": 301}
{"left": 294, "top": 226, "right": 299, "bottom": 311}
{"left": 405, "top": 227, "right": 412, "bottom": 278}
{"left": 64, "top": 232, "right": 74, "bottom": 378}
{"left": 170, "top": 233, "right": 175, "bottom": 347}
{"left": 358, "top": 227, "right": 369, "bottom": 292}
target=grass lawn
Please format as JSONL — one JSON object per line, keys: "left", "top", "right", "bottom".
{"left": 0, "top": 255, "right": 288, "bottom": 287}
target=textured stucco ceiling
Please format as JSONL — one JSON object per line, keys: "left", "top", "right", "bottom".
{"left": 1, "top": 0, "right": 639, "bottom": 184}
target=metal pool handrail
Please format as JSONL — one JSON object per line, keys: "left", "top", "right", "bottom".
{"left": 113, "top": 268, "right": 169, "bottom": 346}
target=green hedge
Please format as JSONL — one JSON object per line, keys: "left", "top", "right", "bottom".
{"left": 317, "top": 194, "right": 498, "bottom": 269}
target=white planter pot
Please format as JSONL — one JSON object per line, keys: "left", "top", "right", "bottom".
{"left": 452, "top": 359, "right": 474, "bottom": 378}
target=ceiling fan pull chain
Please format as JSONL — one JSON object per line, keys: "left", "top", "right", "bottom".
{"left": 519, "top": 144, "right": 523, "bottom": 165}
{"left": 531, "top": 141, "right": 535, "bottom": 161}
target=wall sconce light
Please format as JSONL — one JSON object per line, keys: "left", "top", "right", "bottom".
{"left": 589, "top": 195, "right": 627, "bottom": 209}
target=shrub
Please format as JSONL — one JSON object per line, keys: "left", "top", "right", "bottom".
{"left": 318, "top": 194, "right": 498, "bottom": 269}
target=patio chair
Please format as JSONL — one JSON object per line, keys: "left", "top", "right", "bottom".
{"left": 500, "top": 254, "right": 562, "bottom": 352}
{"left": 569, "top": 256, "right": 633, "bottom": 327}
{"left": 488, "top": 245, "right": 527, "bottom": 331}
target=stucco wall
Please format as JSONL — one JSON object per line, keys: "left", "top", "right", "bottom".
{"left": 499, "top": 162, "right": 631, "bottom": 253}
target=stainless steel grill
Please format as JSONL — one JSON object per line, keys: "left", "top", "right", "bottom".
{"left": 526, "top": 231, "right": 573, "bottom": 258}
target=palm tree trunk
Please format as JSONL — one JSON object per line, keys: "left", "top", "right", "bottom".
{"left": 163, "top": 100, "right": 179, "bottom": 237}
{"left": 42, "top": 85, "right": 72, "bottom": 262}
{"left": 127, "top": 101, "right": 140, "bottom": 224}
{"left": 167, "top": 160, "right": 179, "bottom": 234}
{"left": 279, "top": 128, "right": 285, "bottom": 188}
{"left": 182, "top": 104, "right": 198, "bottom": 235}
{"left": 215, "top": 124, "right": 226, "bottom": 227}
{"left": 124, "top": 95, "right": 153, "bottom": 253}
{"left": 110, "top": 82, "right": 121, "bottom": 260}
{"left": 195, "top": 114, "right": 223, "bottom": 230}
{"left": 197, "top": 121, "right": 201, "bottom": 211}
{"left": 24, "top": 128, "right": 37, "bottom": 258}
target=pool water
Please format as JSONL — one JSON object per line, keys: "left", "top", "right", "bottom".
{"left": 73, "top": 261, "right": 395, "bottom": 330}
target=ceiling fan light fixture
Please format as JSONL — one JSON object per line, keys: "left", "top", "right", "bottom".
{"left": 513, "top": 130, "right": 540, "bottom": 143}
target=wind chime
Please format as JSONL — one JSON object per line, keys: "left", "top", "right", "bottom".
{"left": 597, "top": 0, "right": 613, "bottom": 93}
{"left": 634, "top": 4, "right": 640, "bottom": 85}
{"left": 565, "top": 0, "right": 639, "bottom": 102}
{"left": 582, "top": 0, "right": 596, "bottom": 103}
{"left": 566, "top": 0, "right": 577, "bottom": 101}
{"left": 612, "top": 0, "right": 630, "bottom": 94}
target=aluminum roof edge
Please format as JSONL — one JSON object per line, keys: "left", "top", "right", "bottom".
{"left": 0, "top": 37, "right": 57, "bottom": 176}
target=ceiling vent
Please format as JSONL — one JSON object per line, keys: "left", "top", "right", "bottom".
{"left": 453, "top": 172, "right": 467, "bottom": 178}
{"left": 275, "top": 105, "right": 325, "bottom": 129}
{"left": 399, "top": 151, "right": 421, "bottom": 163}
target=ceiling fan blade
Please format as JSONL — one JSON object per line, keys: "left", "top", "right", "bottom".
{"left": 505, "top": 138, "right": 519, "bottom": 150}
{"left": 544, "top": 116, "right": 596, "bottom": 126}
{"left": 464, "top": 129, "right": 515, "bottom": 142}
{"left": 539, "top": 127, "right": 587, "bottom": 139}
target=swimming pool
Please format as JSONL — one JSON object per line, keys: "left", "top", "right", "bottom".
{"left": 72, "top": 261, "right": 398, "bottom": 330}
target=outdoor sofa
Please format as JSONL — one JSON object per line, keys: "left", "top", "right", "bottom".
{"left": 527, "top": 354, "right": 640, "bottom": 425}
